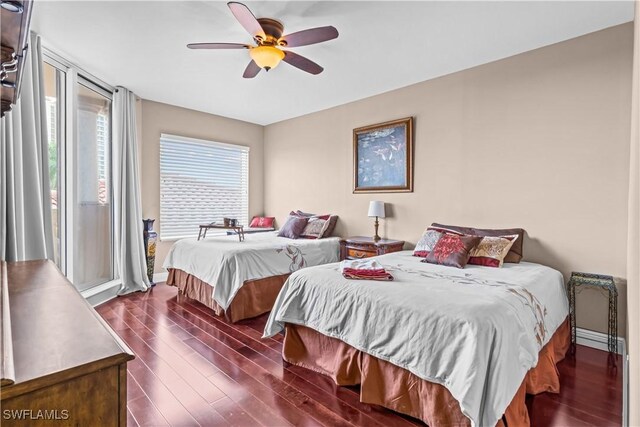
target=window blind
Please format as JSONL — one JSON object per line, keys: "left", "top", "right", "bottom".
{"left": 159, "top": 134, "right": 249, "bottom": 240}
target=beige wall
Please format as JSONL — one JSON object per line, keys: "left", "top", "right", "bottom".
{"left": 264, "top": 24, "right": 633, "bottom": 336}
{"left": 139, "top": 100, "right": 264, "bottom": 273}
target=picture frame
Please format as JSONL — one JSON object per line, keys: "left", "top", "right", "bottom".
{"left": 353, "top": 117, "right": 413, "bottom": 193}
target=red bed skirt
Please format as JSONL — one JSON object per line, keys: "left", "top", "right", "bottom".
{"left": 166, "top": 268, "right": 289, "bottom": 323}
{"left": 283, "top": 319, "right": 570, "bottom": 426}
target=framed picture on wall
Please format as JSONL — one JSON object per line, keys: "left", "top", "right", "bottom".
{"left": 353, "top": 117, "right": 413, "bottom": 193}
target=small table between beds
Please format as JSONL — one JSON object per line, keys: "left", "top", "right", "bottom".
{"left": 198, "top": 224, "right": 245, "bottom": 241}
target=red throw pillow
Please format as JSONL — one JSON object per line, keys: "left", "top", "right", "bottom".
{"left": 423, "top": 234, "right": 483, "bottom": 269}
{"left": 249, "top": 216, "right": 275, "bottom": 228}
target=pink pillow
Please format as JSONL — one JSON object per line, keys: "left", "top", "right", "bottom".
{"left": 249, "top": 216, "right": 275, "bottom": 228}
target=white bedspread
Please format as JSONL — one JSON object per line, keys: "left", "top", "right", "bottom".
{"left": 163, "top": 232, "right": 340, "bottom": 310}
{"left": 264, "top": 251, "right": 569, "bottom": 427}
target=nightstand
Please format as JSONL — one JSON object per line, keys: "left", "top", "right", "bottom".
{"left": 340, "top": 237, "right": 405, "bottom": 261}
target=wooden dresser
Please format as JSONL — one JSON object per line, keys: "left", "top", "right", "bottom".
{"left": 0, "top": 260, "right": 134, "bottom": 426}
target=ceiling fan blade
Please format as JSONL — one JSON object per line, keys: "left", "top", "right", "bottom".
{"left": 280, "top": 26, "right": 338, "bottom": 47}
{"left": 243, "top": 60, "right": 261, "bottom": 78}
{"left": 187, "top": 43, "right": 249, "bottom": 50}
{"left": 227, "top": 2, "right": 266, "bottom": 41}
{"left": 282, "top": 51, "right": 324, "bottom": 75}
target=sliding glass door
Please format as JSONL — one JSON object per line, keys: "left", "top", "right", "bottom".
{"left": 43, "top": 53, "right": 116, "bottom": 292}
{"left": 73, "top": 80, "right": 114, "bottom": 290}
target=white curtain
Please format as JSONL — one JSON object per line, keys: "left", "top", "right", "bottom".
{"left": 628, "top": 2, "right": 640, "bottom": 425}
{"left": 0, "top": 33, "right": 53, "bottom": 262}
{"left": 112, "top": 87, "right": 150, "bottom": 294}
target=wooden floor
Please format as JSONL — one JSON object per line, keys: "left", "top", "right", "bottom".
{"left": 96, "top": 283, "right": 623, "bottom": 427}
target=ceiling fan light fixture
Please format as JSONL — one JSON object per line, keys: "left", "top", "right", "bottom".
{"left": 0, "top": 0, "right": 23, "bottom": 13}
{"left": 249, "top": 46, "right": 285, "bottom": 71}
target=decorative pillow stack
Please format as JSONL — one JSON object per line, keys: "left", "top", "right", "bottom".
{"left": 249, "top": 216, "right": 275, "bottom": 228}
{"left": 430, "top": 223, "right": 525, "bottom": 263}
{"left": 291, "top": 210, "right": 338, "bottom": 239}
{"left": 415, "top": 223, "right": 525, "bottom": 269}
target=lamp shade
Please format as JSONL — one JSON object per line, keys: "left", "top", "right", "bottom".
{"left": 249, "top": 46, "right": 285, "bottom": 70}
{"left": 368, "top": 201, "right": 385, "bottom": 218}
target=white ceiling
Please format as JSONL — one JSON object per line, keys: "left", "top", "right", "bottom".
{"left": 32, "top": 1, "right": 634, "bottom": 125}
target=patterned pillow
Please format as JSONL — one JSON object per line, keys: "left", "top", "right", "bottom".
{"left": 468, "top": 235, "right": 519, "bottom": 268}
{"left": 249, "top": 216, "right": 275, "bottom": 228}
{"left": 278, "top": 216, "right": 309, "bottom": 239}
{"left": 423, "top": 234, "right": 483, "bottom": 269}
{"left": 414, "top": 226, "right": 463, "bottom": 257}
{"left": 300, "top": 215, "right": 330, "bottom": 239}
{"left": 319, "top": 215, "right": 338, "bottom": 238}
{"left": 414, "top": 229, "right": 444, "bottom": 257}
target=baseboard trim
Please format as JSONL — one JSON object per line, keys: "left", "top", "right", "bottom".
{"left": 575, "top": 327, "right": 625, "bottom": 355}
{"left": 153, "top": 272, "right": 168, "bottom": 283}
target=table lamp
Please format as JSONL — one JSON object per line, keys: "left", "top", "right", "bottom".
{"left": 368, "top": 201, "right": 386, "bottom": 242}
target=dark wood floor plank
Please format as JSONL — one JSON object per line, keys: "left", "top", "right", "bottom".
{"left": 183, "top": 351, "right": 222, "bottom": 377}
{"left": 117, "top": 327, "right": 228, "bottom": 426}
{"left": 96, "top": 284, "right": 622, "bottom": 427}
{"left": 127, "top": 371, "right": 145, "bottom": 402}
{"left": 126, "top": 408, "right": 139, "bottom": 427}
{"left": 114, "top": 303, "right": 229, "bottom": 406}
{"left": 183, "top": 337, "right": 325, "bottom": 427}
{"left": 211, "top": 396, "right": 266, "bottom": 427}
{"left": 119, "top": 343, "right": 201, "bottom": 426}
{"left": 127, "top": 394, "right": 170, "bottom": 427}
{"left": 206, "top": 370, "right": 295, "bottom": 427}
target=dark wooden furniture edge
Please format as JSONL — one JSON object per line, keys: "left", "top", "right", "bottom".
{"left": 0, "top": 353, "right": 133, "bottom": 400}
{"left": 0, "top": 261, "right": 15, "bottom": 386}
{"left": 1, "top": 0, "right": 34, "bottom": 117}
{"left": 1, "top": 260, "right": 135, "bottom": 426}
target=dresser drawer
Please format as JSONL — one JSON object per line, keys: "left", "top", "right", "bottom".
{"left": 346, "top": 248, "right": 377, "bottom": 259}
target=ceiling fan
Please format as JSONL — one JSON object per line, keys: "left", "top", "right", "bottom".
{"left": 187, "top": 2, "right": 339, "bottom": 78}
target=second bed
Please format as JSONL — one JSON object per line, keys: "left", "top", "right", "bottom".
{"left": 164, "top": 231, "right": 340, "bottom": 322}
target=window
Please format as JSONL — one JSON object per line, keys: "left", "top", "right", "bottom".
{"left": 160, "top": 134, "right": 249, "bottom": 240}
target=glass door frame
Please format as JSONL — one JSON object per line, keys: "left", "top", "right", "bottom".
{"left": 42, "top": 47, "right": 120, "bottom": 294}
{"left": 43, "top": 55, "right": 67, "bottom": 273}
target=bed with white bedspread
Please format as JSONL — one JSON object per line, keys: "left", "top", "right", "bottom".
{"left": 163, "top": 231, "right": 340, "bottom": 318}
{"left": 264, "top": 250, "right": 569, "bottom": 426}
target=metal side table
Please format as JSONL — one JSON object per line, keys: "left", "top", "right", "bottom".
{"left": 567, "top": 272, "right": 618, "bottom": 360}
